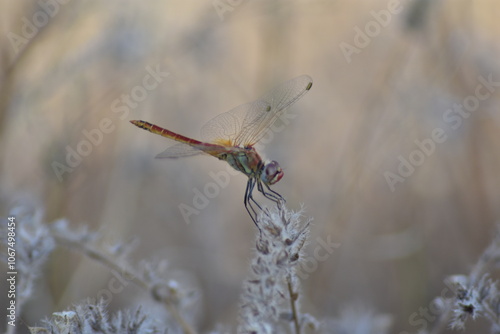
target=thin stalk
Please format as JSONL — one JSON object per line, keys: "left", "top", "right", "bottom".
{"left": 287, "top": 274, "right": 300, "bottom": 334}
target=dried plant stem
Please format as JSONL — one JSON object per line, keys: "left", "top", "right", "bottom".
{"left": 52, "top": 232, "right": 197, "bottom": 334}
{"left": 287, "top": 275, "right": 300, "bottom": 334}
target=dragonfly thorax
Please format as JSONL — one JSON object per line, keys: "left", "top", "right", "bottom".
{"left": 261, "top": 160, "right": 284, "bottom": 185}
{"left": 221, "top": 148, "right": 262, "bottom": 177}
{"left": 219, "top": 148, "right": 283, "bottom": 185}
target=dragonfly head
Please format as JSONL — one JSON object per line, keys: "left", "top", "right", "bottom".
{"left": 261, "top": 160, "right": 284, "bottom": 185}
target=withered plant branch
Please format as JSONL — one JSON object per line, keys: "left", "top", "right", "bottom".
{"left": 52, "top": 231, "right": 197, "bottom": 334}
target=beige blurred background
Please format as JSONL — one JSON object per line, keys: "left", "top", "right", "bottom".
{"left": 1, "top": 0, "right": 500, "bottom": 333}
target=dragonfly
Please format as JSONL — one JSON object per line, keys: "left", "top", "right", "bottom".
{"left": 130, "top": 75, "right": 313, "bottom": 228}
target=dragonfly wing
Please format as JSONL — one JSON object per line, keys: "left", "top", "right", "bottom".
{"left": 200, "top": 75, "right": 312, "bottom": 147}
{"left": 235, "top": 75, "right": 313, "bottom": 146}
{"left": 155, "top": 143, "right": 204, "bottom": 159}
{"left": 200, "top": 102, "right": 250, "bottom": 146}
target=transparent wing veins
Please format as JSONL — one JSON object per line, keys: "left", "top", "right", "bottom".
{"left": 155, "top": 142, "right": 204, "bottom": 159}
{"left": 200, "top": 75, "right": 313, "bottom": 146}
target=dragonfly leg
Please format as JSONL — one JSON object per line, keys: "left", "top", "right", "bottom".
{"left": 257, "top": 180, "right": 285, "bottom": 203}
{"left": 244, "top": 178, "right": 262, "bottom": 231}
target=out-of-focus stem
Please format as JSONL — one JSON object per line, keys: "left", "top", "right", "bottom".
{"left": 287, "top": 274, "right": 300, "bottom": 334}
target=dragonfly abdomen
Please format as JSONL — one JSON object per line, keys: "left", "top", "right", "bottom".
{"left": 130, "top": 120, "right": 204, "bottom": 146}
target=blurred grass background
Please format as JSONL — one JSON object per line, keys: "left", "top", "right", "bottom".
{"left": 1, "top": 0, "right": 500, "bottom": 332}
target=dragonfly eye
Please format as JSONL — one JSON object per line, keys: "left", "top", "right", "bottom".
{"left": 262, "top": 161, "right": 284, "bottom": 185}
